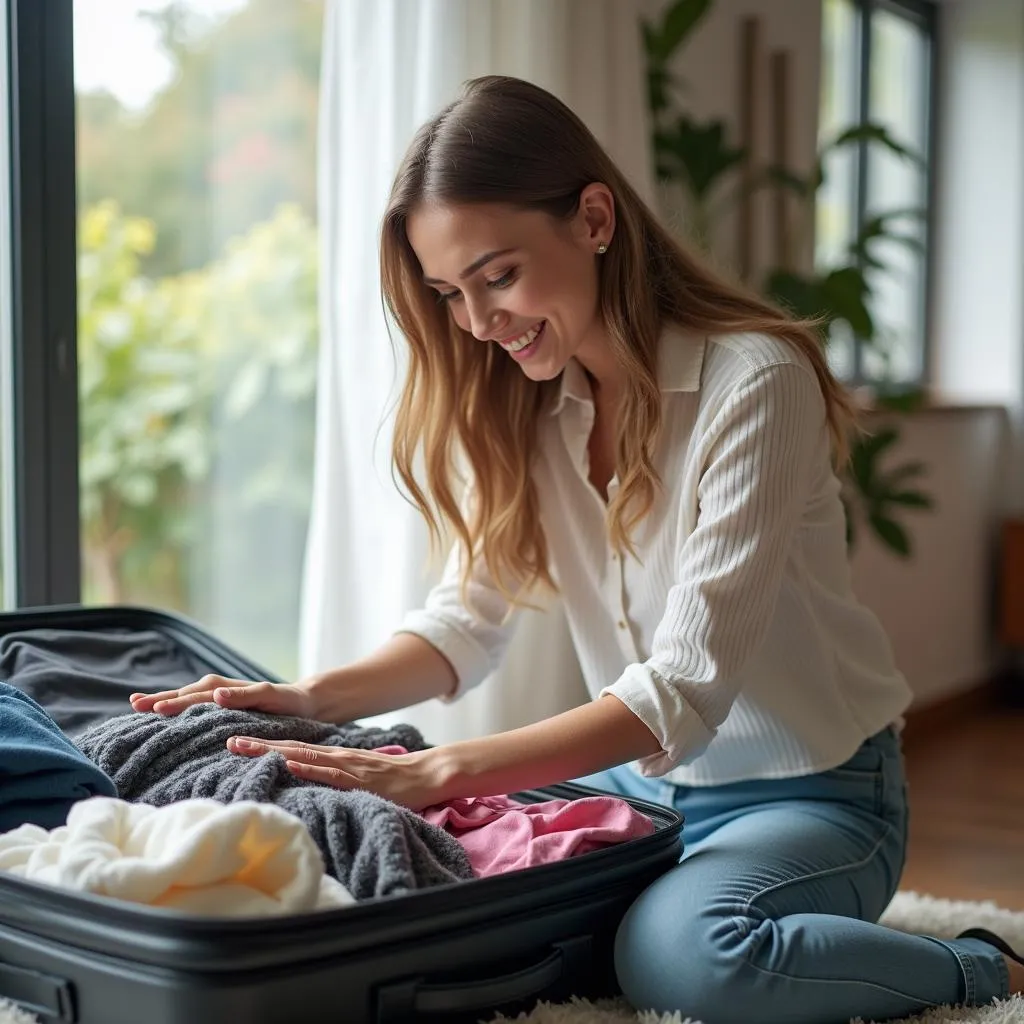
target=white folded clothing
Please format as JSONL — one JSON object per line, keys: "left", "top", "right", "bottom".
{"left": 0, "top": 796, "right": 354, "bottom": 916}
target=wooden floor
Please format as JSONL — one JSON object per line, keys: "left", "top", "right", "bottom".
{"left": 900, "top": 688, "right": 1024, "bottom": 911}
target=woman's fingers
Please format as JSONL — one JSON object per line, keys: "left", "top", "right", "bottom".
{"left": 211, "top": 682, "right": 279, "bottom": 710}
{"left": 224, "top": 740, "right": 433, "bottom": 806}
{"left": 285, "top": 760, "right": 361, "bottom": 788}
{"left": 227, "top": 737, "right": 337, "bottom": 757}
{"left": 130, "top": 674, "right": 228, "bottom": 712}
{"left": 129, "top": 688, "right": 193, "bottom": 711}
{"left": 130, "top": 677, "right": 285, "bottom": 717}
{"left": 150, "top": 692, "right": 223, "bottom": 715}
{"left": 226, "top": 737, "right": 362, "bottom": 789}
{"left": 227, "top": 737, "right": 286, "bottom": 755}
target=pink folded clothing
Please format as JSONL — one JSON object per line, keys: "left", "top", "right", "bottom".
{"left": 372, "top": 745, "right": 654, "bottom": 877}
{"left": 421, "top": 793, "right": 655, "bottom": 877}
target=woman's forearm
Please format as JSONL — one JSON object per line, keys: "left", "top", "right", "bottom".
{"left": 303, "top": 632, "right": 457, "bottom": 724}
{"left": 431, "top": 694, "right": 663, "bottom": 799}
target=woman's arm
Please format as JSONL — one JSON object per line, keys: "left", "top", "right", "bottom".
{"left": 230, "top": 694, "right": 660, "bottom": 809}
{"left": 600, "top": 361, "right": 827, "bottom": 776}
{"left": 430, "top": 694, "right": 662, "bottom": 798}
{"left": 304, "top": 632, "right": 458, "bottom": 724}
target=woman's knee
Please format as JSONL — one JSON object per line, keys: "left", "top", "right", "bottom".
{"left": 613, "top": 883, "right": 751, "bottom": 1021}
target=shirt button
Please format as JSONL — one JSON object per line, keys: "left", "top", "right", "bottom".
{"left": 617, "top": 620, "right": 627, "bottom": 630}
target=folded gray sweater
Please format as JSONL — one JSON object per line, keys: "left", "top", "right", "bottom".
{"left": 75, "top": 705, "right": 474, "bottom": 899}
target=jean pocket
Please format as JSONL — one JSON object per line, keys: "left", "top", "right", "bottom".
{"left": 815, "top": 743, "right": 887, "bottom": 815}
{"left": 822, "top": 741, "right": 885, "bottom": 780}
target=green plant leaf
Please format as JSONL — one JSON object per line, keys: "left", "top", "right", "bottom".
{"left": 762, "top": 165, "right": 812, "bottom": 199}
{"left": 844, "top": 500, "right": 856, "bottom": 549}
{"left": 868, "top": 512, "right": 911, "bottom": 556}
{"left": 764, "top": 270, "right": 830, "bottom": 325}
{"left": 649, "top": 0, "right": 713, "bottom": 61}
{"left": 824, "top": 122, "right": 924, "bottom": 165}
{"left": 881, "top": 232, "right": 926, "bottom": 255}
{"left": 814, "top": 125, "right": 921, "bottom": 198}
{"left": 850, "top": 210, "right": 926, "bottom": 271}
{"left": 660, "top": 117, "right": 746, "bottom": 198}
{"left": 859, "top": 251, "right": 889, "bottom": 272}
{"left": 715, "top": 166, "right": 810, "bottom": 221}
{"left": 855, "top": 214, "right": 892, "bottom": 247}
{"left": 811, "top": 157, "right": 826, "bottom": 194}
{"left": 647, "top": 65, "right": 672, "bottom": 118}
{"left": 641, "top": 20, "right": 657, "bottom": 55}
{"left": 884, "top": 460, "right": 928, "bottom": 486}
{"left": 883, "top": 490, "right": 934, "bottom": 509}
{"left": 764, "top": 266, "right": 875, "bottom": 341}
{"left": 860, "top": 426, "right": 901, "bottom": 457}
{"left": 872, "top": 387, "right": 928, "bottom": 413}
{"left": 820, "top": 267, "right": 875, "bottom": 338}
{"left": 849, "top": 427, "right": 899, "bottom": 490}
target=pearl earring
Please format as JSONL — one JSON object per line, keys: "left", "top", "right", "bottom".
{"left": 597, "top": 243, "right": 608, "bottom": 254}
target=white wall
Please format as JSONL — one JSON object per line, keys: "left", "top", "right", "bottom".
{"left": 929, "top": 0, "right": 1024, "bottom": 513}
{"left": 650, "top": 0, "right": 1024, "bottom": 707}
{"left": 849, "top": 407, "right": 1009, "bottom": 707}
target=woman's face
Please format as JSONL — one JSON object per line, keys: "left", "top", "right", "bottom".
{"left": 407, "top": 186, "right": 614, "bottom": 383}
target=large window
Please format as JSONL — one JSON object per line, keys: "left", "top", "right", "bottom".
{"left": 73, "top": 0, "right": 323, "bottom": 675}
{"left": 818, "top": 0, "right": 935, "bottom": 386}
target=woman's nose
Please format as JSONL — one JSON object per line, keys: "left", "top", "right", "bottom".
{"left": 467, "top": 299, "right": 508, "bottom": 341}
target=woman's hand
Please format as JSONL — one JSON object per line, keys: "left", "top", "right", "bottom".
{"left": 129, "top": 635, "right": 458, "bottom": 726}
{"left": 130, "top": 675, "right": 318, "bottom": 719}
{"left": 226, "top": 737, "right": 453, "bottom": 811}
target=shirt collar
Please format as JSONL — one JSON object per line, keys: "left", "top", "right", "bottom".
{"left": 550, "top": 325, "right": 707, "bottom": 416}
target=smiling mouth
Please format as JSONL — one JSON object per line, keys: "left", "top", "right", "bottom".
{"left": 500, "top": 320, "right": 546, "bottom": 359}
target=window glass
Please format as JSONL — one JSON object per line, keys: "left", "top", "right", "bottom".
{"left": 75, "top": 0, "right": 324, "bottom": 675}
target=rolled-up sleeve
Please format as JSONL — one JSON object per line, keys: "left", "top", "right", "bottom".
{"left": 397, "top": 533, "right": 519, "bottom": 701}
{"left": 600, "top": 362, "right": 827, "bottom": 775}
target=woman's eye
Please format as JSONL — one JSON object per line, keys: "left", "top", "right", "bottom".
{"left": 488, "top": 269, "right": 517, "bottom": 289}
{"left": 436, "top": 289, "right": 462, "bottom": 304}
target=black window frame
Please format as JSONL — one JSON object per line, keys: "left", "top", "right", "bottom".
{"left": 5, "top": 0, "right": 80, "bottom": 608}
{"left": 839, "top": 0, "right": 939, "bottom": 387}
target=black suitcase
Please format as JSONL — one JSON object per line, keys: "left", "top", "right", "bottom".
{"left": 0, "top": 605, "right": 684, "bottom": 1024}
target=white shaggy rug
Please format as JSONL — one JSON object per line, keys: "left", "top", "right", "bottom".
{"left": 481, "top": 891, "right": 1024, "bottom": 1024}
{"left": 0, "top": 892, "right": 1018, "bottom": 1024}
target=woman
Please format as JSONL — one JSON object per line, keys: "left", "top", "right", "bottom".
{"left": 131, "top": 76, "right": 1021, "bottom": 1022}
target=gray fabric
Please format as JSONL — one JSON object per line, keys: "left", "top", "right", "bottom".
{"left": 76, "top": 704, "right": 475, "bottom": 899}
{"left": 0, "top": 628, "right": 210, "bottom": 739}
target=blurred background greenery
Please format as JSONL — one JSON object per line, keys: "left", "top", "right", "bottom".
{"left": 76, "top": 0, "right": 323, "bottom": 675}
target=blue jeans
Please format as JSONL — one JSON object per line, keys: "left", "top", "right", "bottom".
{"left": 575, "top": 727, "right": 1008, "bottom": 1024}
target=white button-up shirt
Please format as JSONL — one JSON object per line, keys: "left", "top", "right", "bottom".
{"left": 399, "top": 328, "right": 912, "bottom": 785}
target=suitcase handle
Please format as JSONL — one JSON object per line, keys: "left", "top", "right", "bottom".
{"left": 374, "top": 934, "right": 592, "bottom": 1021}
{"left": 0, "top": 959, "right": 75, "bottom": 1021}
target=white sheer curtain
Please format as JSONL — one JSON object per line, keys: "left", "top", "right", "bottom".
{"left": 299, "top": 0, "right": 655, "bottom": 743}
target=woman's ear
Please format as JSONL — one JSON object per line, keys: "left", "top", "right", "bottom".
{"left": 575, "top": 183, "right": 615, "bottom": 252}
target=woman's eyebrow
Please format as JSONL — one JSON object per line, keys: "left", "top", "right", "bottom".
{"left": 423, "top": 248, "right": 518, "bottom": 286}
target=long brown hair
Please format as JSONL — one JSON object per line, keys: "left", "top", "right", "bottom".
{"left": 380, "top": 75, "right": 856, "bottom": 605}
